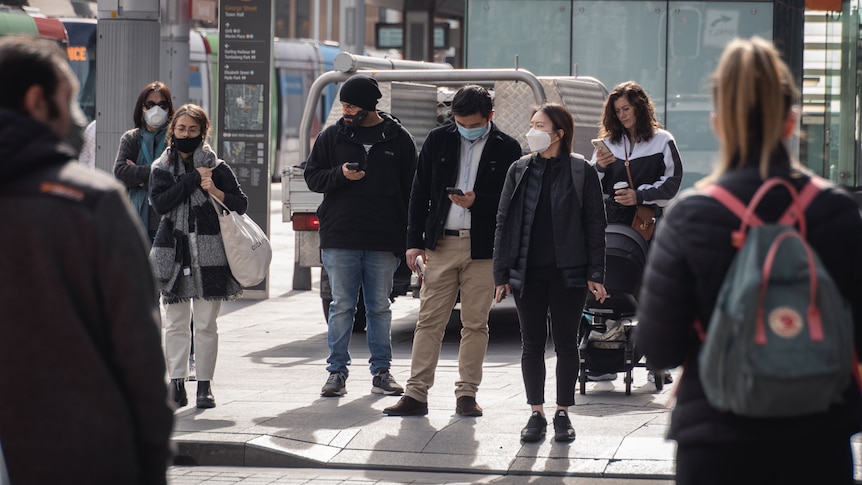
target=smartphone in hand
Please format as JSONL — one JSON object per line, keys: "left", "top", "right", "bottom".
{"left": 495, "top": 286, "right": 507, "bottom": 303}
{"left": 446, "top": 187, "right": 465, "bottom": 196}
{"left": 591, "top": 138, "right": 610, "bottom": 154}
{"left": 345, "top": 162, "right": 362, "bottom": 171}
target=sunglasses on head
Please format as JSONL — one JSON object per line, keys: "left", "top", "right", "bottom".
{"left": 144, "top": 101, "right": 170, "bottom": 110}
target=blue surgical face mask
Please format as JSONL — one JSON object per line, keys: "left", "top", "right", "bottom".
{"left": 457, "top": 123, "right": 488, "bottom": 141}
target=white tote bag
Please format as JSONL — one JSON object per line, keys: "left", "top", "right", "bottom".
{"left": 210, "top": 195, "right": 272, "bottom": 287}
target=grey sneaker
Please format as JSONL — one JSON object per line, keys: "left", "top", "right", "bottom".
{"left": 371, "top": 370, "right": 404, "bottom": 395}
{"left": 321, "top": 372, "right": 347, "bottom": 397}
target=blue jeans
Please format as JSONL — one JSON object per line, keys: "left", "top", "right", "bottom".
{"left": 321, "top": 248, "right": 399, "bottom": 376}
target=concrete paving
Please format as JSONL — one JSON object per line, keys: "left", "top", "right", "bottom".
{"left": 167, "top": 184, "right": 862, "bottom": 483}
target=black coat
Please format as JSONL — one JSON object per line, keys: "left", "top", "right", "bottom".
{"left": 407, "top": 122, "right": 521, "bottom": 259}
{"left": 635, "top": 164, "right": 862, "bottom": 445}
{"left": 305, "top": 112, "right": 417, "bottom": 254}
{"left": 493, "top": 153, "right": 606, "bottom": 291}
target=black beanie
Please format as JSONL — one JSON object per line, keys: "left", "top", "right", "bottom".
{"left": 339, "top": 75, "right": 382, "bottom": 111}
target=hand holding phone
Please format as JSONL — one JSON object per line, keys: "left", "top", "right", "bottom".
{"left": 345, "top": 162, "right": 361, "bottom": 171}
{"left": 591, "top": 138, "right": 610, "bottom": 154}
{"left": 446, "top": 187, "right": 464, "bottom": 196}
{"left": 495, "top": 285, "right": 508, "bottom": 303}
{"left": 414, "top": 255, "right": 426, "bottom": 278}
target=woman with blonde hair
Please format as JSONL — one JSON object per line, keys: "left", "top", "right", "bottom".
{"left": 635, "top": 37, "right": 862, "bottom": 484}
{"left": 149, "top": 104, "right": 248, "bottom": 409}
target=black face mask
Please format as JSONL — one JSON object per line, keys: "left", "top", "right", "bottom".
{"left": 344, "top": 109, "right": 368, "bottom": 127}
{"left": 174, "top": 135, "right": 203, "bottom": 154}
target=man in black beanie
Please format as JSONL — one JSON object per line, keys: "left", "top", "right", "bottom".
{"left": 305, "top": 74, "right": 417, "bottom": 398}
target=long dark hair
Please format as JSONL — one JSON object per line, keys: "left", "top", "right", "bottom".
{"left": 132, "top": 81, "right": 175, "bottom": 128}
{"left": 598, "top": 81, "right": 662, "bottom": 144}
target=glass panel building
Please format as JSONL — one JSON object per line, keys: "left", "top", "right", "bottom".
{"left": 465, "top": 0, "right": 861, "bottom": 191}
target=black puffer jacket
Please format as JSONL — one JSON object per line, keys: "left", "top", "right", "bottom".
{"left": 493, "top": 153, "right": 606, "bottom": 291}
{"left": 305, "top": 112, "right": 417, "bottom": 254}
{"left": 407, "top": 122, "right": 521, "bottom": 259}
{"left": 636, "top": 164, "right": 862, "bottom": 445}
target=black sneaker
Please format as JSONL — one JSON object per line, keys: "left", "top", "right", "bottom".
{"left": 552, "top": 410, "right": 576, "bottom": 442}
{"left": 371, "top": 370, "right": 404, "bottom": 395}
{"left": 520, "top": 411, "right": 547, "bottom": 442}
{"left": 648, "top": 370, "right": 673, "bottom": 384}
{"left": 321, "top": 372, "right": 347, "bottom": 397}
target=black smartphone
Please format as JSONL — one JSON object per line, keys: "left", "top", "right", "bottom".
{"left": 446, "top": 187, "right": 464, "bottom": 196}
{"left": 345, "top": 162, "right": 361, "bottom": 171}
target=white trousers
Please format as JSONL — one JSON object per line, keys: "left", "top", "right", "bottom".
{"left": 164, "top": 298, "right": 221, "bottom": 381}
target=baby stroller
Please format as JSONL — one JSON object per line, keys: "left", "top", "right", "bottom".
{"left": 578, "top": 223, "right": 662, "bottom": 394}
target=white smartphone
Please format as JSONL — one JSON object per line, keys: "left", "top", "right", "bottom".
{"left": 591, "top": 138, "right": 610, "bottom": 154}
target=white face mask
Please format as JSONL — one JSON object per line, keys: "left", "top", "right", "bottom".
{"left": 526, "top": 128, "right": 553, "bottom": 153}
{"left": 144, "top": 106, "right": 168, "bottom": 129}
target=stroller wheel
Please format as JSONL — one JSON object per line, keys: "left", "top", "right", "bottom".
{"left": 579, "top": 370, "right": 587, "bottom": 395}
{"left": 625, "top": 370, "right": 632, "bottom": 395}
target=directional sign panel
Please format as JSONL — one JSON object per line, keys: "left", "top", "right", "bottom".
{"left": 218, "top": 0, "right": 273, "bottom": 298}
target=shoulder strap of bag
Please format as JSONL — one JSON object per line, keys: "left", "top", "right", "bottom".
{"left": 623, "top": 141, "right": 635, "bottom": 189}
{"left": 569, "top": 152, "right": 585, "bottom": 207}
{"left": 210, "top": 194, "right": 230, "bottom": 214}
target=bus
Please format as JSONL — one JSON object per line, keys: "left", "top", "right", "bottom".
{"left": 0, "top": 10, "right": 68, "bottom": 44}
{"left": 54, "top": 19, "right": 340, "bottom": 179}
{"left": 59, "top": 17, "right": 96, "bottom": 121}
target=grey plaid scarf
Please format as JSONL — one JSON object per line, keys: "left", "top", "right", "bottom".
{"left": 149, "top": 145, "right": 242, "bottom": 303}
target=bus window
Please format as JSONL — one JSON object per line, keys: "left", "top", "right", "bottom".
{"left": 273, "top": 39, "right": 319, "bottom": 177}
{"left": 60, "top": 18, "right": 96, "bottom": 121}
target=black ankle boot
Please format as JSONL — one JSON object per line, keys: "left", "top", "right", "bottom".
{"left": 171, "top": 378, "right": 188, "bottom": 407}
{"left": 196, "top": 380, "right": 215, "bottom": 409}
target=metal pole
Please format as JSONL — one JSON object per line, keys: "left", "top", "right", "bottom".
{"left": 298, "top": 68, "right": 547, "bottom": 163}
{"left": 333, "top": 52, "right": 452, "bottom": 71}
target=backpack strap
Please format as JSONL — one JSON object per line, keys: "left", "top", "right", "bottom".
{"left": 702, "top": 177, "right": 818, "bottom": 248}
{"left": 569, "top": 152, "right": 586, "bottom": 208}
{"left": 757, "top": 230, "right": 824, "bottom": 343}
{"left": 701, "top": 184, "right": 754, "bottom": 222}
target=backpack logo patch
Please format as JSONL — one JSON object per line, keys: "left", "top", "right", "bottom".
{"left": 768, "top": 307, "right": 803, "bottom": 338}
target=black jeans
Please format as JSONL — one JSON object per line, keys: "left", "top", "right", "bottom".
{"left": 513, "top": 268, "right": 587, "bottom": 406}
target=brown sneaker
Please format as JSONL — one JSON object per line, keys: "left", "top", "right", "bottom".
{"left": 383, "top": 395, "right": 428, "bottom": 416}
{"left": 455, "top": 396, "right": 483, "bottom": 416}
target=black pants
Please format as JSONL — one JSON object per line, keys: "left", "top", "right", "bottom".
{"left": 675, "top": 435, "right": 853, "bottom": 484}
{"left": 513, "top": 269, "right": 587, "bottom": 406}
